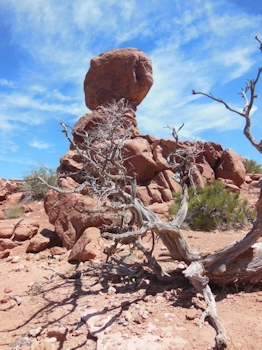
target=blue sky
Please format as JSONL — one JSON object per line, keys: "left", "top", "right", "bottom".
{"left": 0, "top": 0, "right": 262, "bottom": 180}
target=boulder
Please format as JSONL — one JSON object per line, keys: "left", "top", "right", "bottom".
{"left": 0, "top": 179, "right": 21, "bottom": 201}
{"left": 0, "top": 238, "right": 17, "bottom": 251}
{"left": 136, "top": 186, "right": 152, "bottom": 206}
{"left": 0, "top": 250, "right": 10, "bottom": 259}
{"left": 0, "top": 220, "right": 39, "bottom": 240}
{"left": 147, "top": 183, "right": 163, "bottom": 203}
{"left": 84, "top": 48, "right": 153, "bottom": 110}
{"left": 123, "top": 138, "right": 157, "bottom": 182}
{"left": 72, "top": 109, "right": 140, "bottom": 147}
{"left": 203, "top": 142, "right": 222, "bottom": 168}
{"left": 163, "top": 170, "right": 182, "bottom": 193}
{"left": 0, "top": 222, "right": 14, "bottom": 238}
{"left": 215, "top": 149, "right": 246, "bottom": 186}
{"left": 161, "top": 188, "right": 173, "bottom": 202}
{"left": 59, "top": 150, "right": 84, "bottom": 173}
{"left": 68, "top": 227, "right": 103, "bottom": 262}
{"left": 44, "top": 191, "right": 111, "bottom": 249}
{"left": 14, "top": 221, "right": 39, "bottom": 241}
{"left": 152, "top": 141, "right": 170, "bottom": 173}
{"left": 194, "top": 162, "right": 215, "bottom": 184}
{"left": 26, "top": 234, "right": 51, "bottom": 253}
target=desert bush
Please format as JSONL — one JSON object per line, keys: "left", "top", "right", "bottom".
{"left": 4, "top": 203, "right": 24, "bottom": 219}
{"left": 170, "top": 180, "right": 254, "bottom": 231}
{"left": 244, "top": 158, "right": 262, "bottom": 174}
{"left": 21, "top": 166, "right": 58, "bottom": 201}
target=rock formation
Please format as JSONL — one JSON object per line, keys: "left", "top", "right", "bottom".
{"left": 0, "top": 48, "right": 254, "bottom": 263}
{"left": 42, "top": 48, "right": 252, "bottom": 257}
{"left": 84, "top": 48, "right": 153, "bottom": 110}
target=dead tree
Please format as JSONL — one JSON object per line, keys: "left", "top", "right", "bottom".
{"left": 192, "top": 35, "right": 262, "bottom": 154}
{"left": 39, "top": 60, "right": 262, "bottom": 346}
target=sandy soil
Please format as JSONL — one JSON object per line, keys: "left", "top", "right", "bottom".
{"left": 0, "top": 205, "right": 262, "bottom": 350}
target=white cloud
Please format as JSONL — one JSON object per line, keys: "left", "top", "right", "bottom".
{"left": 0, "top": 78, "right": 15, "bottom": 87}
{"left": 29, "top": 140, "right": 52, "bottom": 149}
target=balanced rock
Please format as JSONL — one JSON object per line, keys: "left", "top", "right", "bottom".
{"left": 84, "top": 48, "right": 153, "bottom": 110}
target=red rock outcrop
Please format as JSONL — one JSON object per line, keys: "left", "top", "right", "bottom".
{"left": 123, "top": 138, "right": 157, "bottom": 182}
{"left": 84, "top": 48, "right": 153, "bottom": 110}
{"left": 215, "top": 149, "right": 246, "bottom": 186}
{"left": 42, "top": 49, "right": 251, "bottom": 258}
{"left": 68, "top": 227, "right": 104, "bottom": 262}
{"left": 44, "top": 190, "right": 111, "bottom": 249}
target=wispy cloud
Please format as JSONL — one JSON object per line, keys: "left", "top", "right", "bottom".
{"left": 29, "top": 140, "right": 52, "bottom": 149}
{"left": 0, "top": 78, "right": 15, "bottom": 87}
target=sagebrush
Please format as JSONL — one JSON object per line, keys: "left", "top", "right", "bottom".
{"left": 4, "top": 203, "right": 24, "bottom": 219}
{"left": 21, "top": 166, "right": 58, "bottom": 201}
{"left": 170, "top": 180, "right": 255, "bottom": 231}
{"left": 244, "top": 158, "right": 262, "bottom": 174}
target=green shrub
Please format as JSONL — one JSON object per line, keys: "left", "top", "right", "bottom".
{"left": 21, "top": 166, "right": 58, "bottom": 202}
{"left": 170, "top": 180, "right": 255, "bottom": 231}
{"left": 244, "top": 159, "right": 262, "bottom": 174}
{"left": 4, "top": 204, "right": 24, "bottom": 219}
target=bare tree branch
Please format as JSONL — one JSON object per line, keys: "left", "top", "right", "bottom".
{"left": 192, "top": 37, "right": 262, "bottom": 154}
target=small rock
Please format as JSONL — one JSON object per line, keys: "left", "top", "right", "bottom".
{"left": 47, "top": 326, "right": 68, "bottom": 341}
{"left": 0, "top": 294, "right": 10, "bottom": 304}
{"left": 139, "top": 310, "right": 149, "bottom": 319}
{"left": 14, "top": 263, "right": 26, "bottom": 271}
{"left": 72, "top": 329, "right": 84, "bottom": 337}
{"left": 186, "top": 308, "right": 198, "bottom": 320}
{"left": 155, "top": 295, "right": 165, "bottom": 303}
{"left": 50, "top": 246, "right": 67, "bottom": 256}
{"left": 123, "top": 310, "right": 133, "bottom": 322}
{"left": 144, "top": 295, "right": 154, "bottom": 303}
{"left": 94, "top": 319, "right": 105, "bottom": 327}
{"left": 107, "top": 286, "right": 116, "bottom": 295}
{"left": 4, "top": 286, "right": 12, "bottom": 293}
{"left": 29, "top": 327, "right": 43, "bottom": 337}
{"left": 0, "top": 250, "right": 10, "bottom": 259}
{"left": 30, "top": 340, "right": 55, "bottom": 350}
{"left": 10, "top": 255, "right": 21, "bottom": 263}
{"left": 256, "top": 296, "right": 262, "bottom": 302}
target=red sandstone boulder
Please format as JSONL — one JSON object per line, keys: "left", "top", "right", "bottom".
{"left": 147, "top": 182, "right": 164, "bottom": 203}
{"left": 163, "top": 170, "right": 182, "bottom": 193}
{"left": 59, "top": 150, "right": 84, "bottom": 173}
{"left": 0, "top": 222, "right": 13, "bottom": 238}
{"left": 14, "top": 221, "right": 39, "bottom": 241}
{"left": 152, "top": 140, "right": 171, "bottom": 173}
{"left": 123, "top": 138, "right": 157, "bottom": 182}
{"left": 0, "top": 179, "right": 21, "bottom": 201}
{"left": 26, "top": 234, "right": 51, "bottom": 253}
{"left": 44, "top": 191, "right": 111, "bottom": 249}
{"left": 72, "top": 109, "right": 140, "bottom": 147}
{"left": 0, "top": 238, "right": 17, "bottom": 251}
{"left": 84, "top": 48, "right": 153, "bottom": 110}
{"left": 0, "top": 220, "right": 39, "bottom": 240}
{"left": 215, "top": 149, "right": 246, "bottom": 186}
{"left": 203, "top": 142, "right": 222, "bottom": 167}
{"left": 68, "top": 227, "right": 103, "bottom": 262}
{"left": 195, "top": 162, "right": 215, "bottom": 184}
{"left": 136, "top": 186, "right": 152, "bottom": 206}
